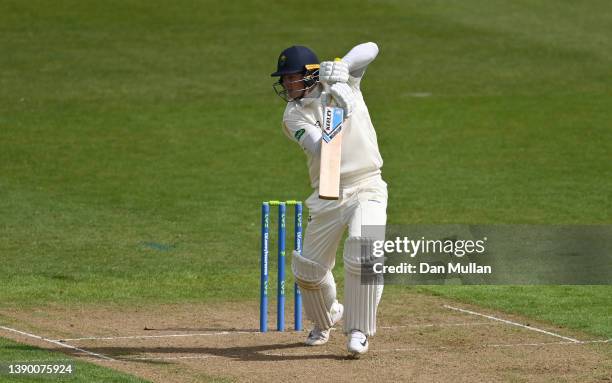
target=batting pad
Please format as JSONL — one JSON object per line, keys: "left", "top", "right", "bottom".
{"left": 292, "top": 251, "right": 337, "bottom": 329}
{"left": 343, "top": 236, "right": 383, "bottom": 336}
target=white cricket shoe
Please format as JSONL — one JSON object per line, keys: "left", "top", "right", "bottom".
{"left": 304, "top": 302, "right": 343, "bottom": 346}
{"left": 347, "top": 329, "right": 368, "bottom": 356}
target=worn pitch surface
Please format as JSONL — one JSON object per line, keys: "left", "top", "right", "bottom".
{"left": 1, "top": 293, "right": 610, "bottom": 383}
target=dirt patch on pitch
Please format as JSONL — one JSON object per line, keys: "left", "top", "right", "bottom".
{"left": 1, "top": 292, "right": 610, "bottom": 383}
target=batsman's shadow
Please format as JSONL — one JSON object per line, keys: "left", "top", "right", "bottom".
{"left": 143, "top": 326, "right": 258, "bottom": 333}
{"left": 83, "top": 342, "right": 348, "bottom": 362}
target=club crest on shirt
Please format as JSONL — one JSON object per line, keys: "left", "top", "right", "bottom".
{"left": 294, "top": 128, "right": 305, "bottom": 141}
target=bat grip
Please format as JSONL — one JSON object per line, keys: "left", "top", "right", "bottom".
{"left": 321, "top": 57, "right": 342, "bottom": 107}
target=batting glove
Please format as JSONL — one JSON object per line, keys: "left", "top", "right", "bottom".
{"left": 319, "top": 60, "right": 349, "bottom": 83}
{"left": 330, "top": 82, "right": 355, "bottom": 117}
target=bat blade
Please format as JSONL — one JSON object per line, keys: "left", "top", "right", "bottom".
{"left": 319, "top": 105, "right": 344, "bottom": 200}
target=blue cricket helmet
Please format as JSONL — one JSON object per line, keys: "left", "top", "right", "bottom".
{"left": 271, "top": 45, "right": 320, "bottom": 77}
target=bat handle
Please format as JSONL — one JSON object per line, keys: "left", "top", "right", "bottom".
{"left": 321, "top": 84, "right": 332, "bottom": 107}
{"left": 321, "top": 57, "right": 342, "bottom": 106}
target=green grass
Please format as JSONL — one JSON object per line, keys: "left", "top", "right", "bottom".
{"left": 0, "top": 0, "right": 610, "bottom": 358}
{"left": 0, "top": 338, "right": 149, "bottom": 382}
{"left": 412, "top": 285, "right": 612, "bottom": 338}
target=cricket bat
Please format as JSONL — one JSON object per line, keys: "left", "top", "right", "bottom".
{"left": 319, "top": 59, "right": 346, "bottom": 200}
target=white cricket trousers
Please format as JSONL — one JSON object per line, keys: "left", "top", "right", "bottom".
{"left": 303, "top": 175, "right": 388, "bottom": 277}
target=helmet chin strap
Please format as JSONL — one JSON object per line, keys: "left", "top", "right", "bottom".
{"left": 298, "top": 82, "right": 322, "bottom": 106}
{"left": 293, "top": 82, "right": 318, "bottom": 101}
{"left": 274, "top": 78, "right": 320, "bottom": 103}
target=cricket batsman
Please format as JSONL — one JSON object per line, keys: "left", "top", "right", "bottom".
{"left": 271, "top": 42, "right": 387, "bottom": 356}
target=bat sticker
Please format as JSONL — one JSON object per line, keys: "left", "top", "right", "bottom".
{"left": 322, "top": 106, "right": 344, "bottom": 143}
